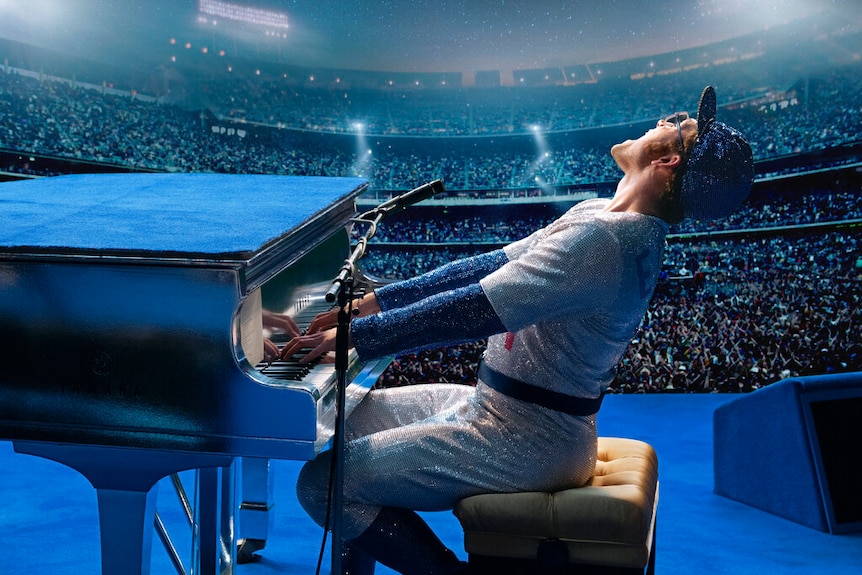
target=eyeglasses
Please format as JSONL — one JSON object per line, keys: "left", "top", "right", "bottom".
{"left": 661, "top": 112, "right": 689, "bottom": 155}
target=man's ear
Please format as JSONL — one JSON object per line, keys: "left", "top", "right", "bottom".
{"left": 651, "top": 154, "right": 683, "bottom": 170}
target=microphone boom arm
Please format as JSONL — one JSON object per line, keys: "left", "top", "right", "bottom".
{"left": 325, "top": 179, "right": 445, "bottom": 303}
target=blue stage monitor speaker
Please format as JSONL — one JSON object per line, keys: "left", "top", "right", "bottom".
{"left": 713, "top": 372, "right": 862, "bottom": 534}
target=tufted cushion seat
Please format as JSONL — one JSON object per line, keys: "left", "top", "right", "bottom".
{"left": 453, "top": 437, "right": 658, "bottom": 574}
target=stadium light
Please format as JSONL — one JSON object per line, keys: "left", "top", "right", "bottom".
{"left": 198, "top": 0, "right": 289, "bottom": 29}
{"left": 531, "top": 124, "right": 549, "bottom": 155}
{"left": 528, "top": 125, "right": 551, "bottom": 188}
{"left": 351, "top": 122, "right": 370, "bottom": 175}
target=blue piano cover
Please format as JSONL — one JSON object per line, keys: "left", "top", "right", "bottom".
{"left": 0, "top": 173, "right": 366, "bottom": 257}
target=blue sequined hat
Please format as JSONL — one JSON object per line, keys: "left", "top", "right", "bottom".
{"left": 681, "top": 86, "right": 754, "bottom": 220}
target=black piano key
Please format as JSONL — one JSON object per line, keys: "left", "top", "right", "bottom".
{"left": 256, "top": 347, "right": 323, "bottom": 381}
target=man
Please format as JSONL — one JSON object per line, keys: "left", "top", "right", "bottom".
{"left": 281, "top": 86, "right": 753, "bottom": 575}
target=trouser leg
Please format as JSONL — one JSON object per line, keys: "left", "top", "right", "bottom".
{"left": 342, "top": 543, "right": 376, "bottom": 575}
{"left": 347, "top": 506, "right": 465, "bottom": 575}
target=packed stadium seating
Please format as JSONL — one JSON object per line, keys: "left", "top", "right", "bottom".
{"left": 1, "top": 46, "right": 859, "bottom": 394}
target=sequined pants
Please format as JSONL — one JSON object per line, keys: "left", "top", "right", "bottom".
{"left": 295, "top": 382, "right": 598, "bottom": 539}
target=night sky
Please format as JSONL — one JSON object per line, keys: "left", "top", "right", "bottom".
{"left": 0, "top": 0, "right": 857, "bottom": 73}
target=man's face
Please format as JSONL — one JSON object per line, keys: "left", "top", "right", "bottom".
{"left": 611, "top": 117, "right": 697, "bottom": 169}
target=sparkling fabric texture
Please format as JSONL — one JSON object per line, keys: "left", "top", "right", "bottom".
{"left": 296, "top": 382, "right": 598, "bottom": 539}
{"left": 296, "top": 198, "right": 667, "bottom": 540}
{"left": 352, "top": 282, "right": 506, "bottom": 360}
{"left": 481, "top": 198, "right": 669, "bottom": 400}
{"left": 681, "top": 86, "right": 754, "bottom": 221}
{"left": 372, "top": 249, "right": 508, "bottom": 311}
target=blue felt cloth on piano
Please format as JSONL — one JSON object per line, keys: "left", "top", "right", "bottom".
{"left": 0, "top": 173, "right": 367, "bottom": 256}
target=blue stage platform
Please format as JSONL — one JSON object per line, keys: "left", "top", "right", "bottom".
{"left": 1, "top": 394, "right": 860, "bottom": 574}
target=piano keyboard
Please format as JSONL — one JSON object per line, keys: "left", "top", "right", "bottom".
{"left": 255, "top": 293, "right": 336, "bottom": 382}
{"left": 249, "top": 292, "right": 388, "bottom": 451}
{"left": 256, "top": 340, "right": 331, "bottom": 383}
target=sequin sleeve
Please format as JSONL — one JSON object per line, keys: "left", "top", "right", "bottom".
{"left": 351, "top": 282, "right": 506, "bottom": 360}
{"left": 373, "top": 249, "right": 509, "bottom": 312}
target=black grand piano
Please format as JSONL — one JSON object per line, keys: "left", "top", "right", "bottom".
{"left": 0, "top": 173, "right": 389, "bottom": 573}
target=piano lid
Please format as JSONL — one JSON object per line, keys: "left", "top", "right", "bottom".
{"left": 0, "top": 173, "right": 367, "bottom": 291}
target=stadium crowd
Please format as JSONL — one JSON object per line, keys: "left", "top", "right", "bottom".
{"left": 192, "top": 55, "right": 836, "bottom": 140}
{"left": 359, "top": 189, "right": 862, "bottom": 245}
{"left": 0, "top": 68, "right": 628, "bottom": 187}
{"left": 3, "top": 61, "right": 862, "bottom": 190}
{"left": 617, "top": 233, "right": 861, "bottom": 393}
{"left": 358, "top": 181, "right": 862, "bottom": 393}
{"left": 356, "top": 187, "right": 862, "bottom": 393}
{"left": 364, "top": 231, "right": 861, "bottom": 394}
{"left": 1, "top": 59, "right": 861, "bottom": 394}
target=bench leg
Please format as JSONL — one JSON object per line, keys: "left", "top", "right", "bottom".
{"left": 646, "top": 513, "right": 657, "bottom": 575}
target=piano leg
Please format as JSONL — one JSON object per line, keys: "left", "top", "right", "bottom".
{"left": 13, "top": 442, "right": 233, "bottom": 575}
{"left": 96, "top": 486, "right": 158, "bottom": 574}
{"left": 236, "top": 457, "right": 274, "bottom": 564}
{"left": 196, "top": 463, "right": 237, "bottom": 574}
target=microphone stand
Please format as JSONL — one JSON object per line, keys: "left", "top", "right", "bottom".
{"left": 326, "top": 211, "right": 380, "bottom": 575}
{"left": 326, "top": 181, "right": 444, "bottom": 575}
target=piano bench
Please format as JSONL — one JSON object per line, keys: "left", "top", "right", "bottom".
{"left": 453, "top": 437, "right": 658, "bottom": 575}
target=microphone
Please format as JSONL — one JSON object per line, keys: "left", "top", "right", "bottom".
{"left": 372, "top": 179, "right": 445, "bottom": 216}
{"left": 328, "top": 180, "right": 444, "bottom": 302}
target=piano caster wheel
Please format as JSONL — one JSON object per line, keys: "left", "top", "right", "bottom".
{"left": 237, "top": 538, "right": 267, "bottom": 564}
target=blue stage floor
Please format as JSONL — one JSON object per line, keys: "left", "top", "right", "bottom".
{"left": 1, "top": 394, "right": 860, "bottom": 574}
